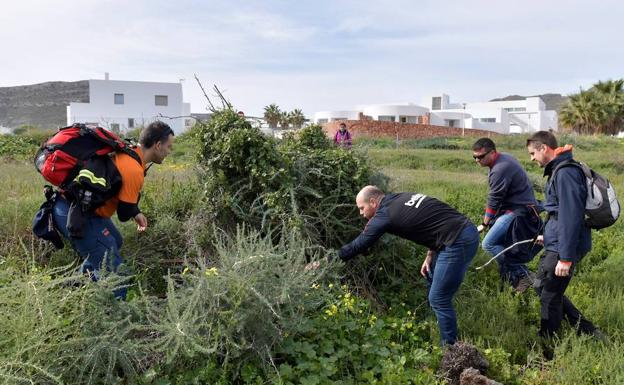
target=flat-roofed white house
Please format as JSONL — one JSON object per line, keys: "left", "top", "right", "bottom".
{"left": 67, "top": 74, "right": 191, "bottom": 133}
{"left": 360, "top": 103, "right": 429, "bottom": 123}
{"left": 314, "top": 94, "right": 558, "bottom": 134}
{"left": 424, "top": 94, "right": 558, "bottom": 134}
{"left": 314, "top": 104, "right": 429, "bottom": 125}
{"left": 314, "top": 110, "right": 361, "bottom": 124}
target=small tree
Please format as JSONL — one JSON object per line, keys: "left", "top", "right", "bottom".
{"left": 263, "top": 104, "right": 281, "bottom": 128}
{"left": 279, "top": 111, "right": 291, "bottom": 130}
{"left": 289, "top": 109, "right": 306, "bottom": 129}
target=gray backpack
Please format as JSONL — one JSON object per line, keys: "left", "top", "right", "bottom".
{"left": 552, "top": 160, "right": 620, "bottom": 229}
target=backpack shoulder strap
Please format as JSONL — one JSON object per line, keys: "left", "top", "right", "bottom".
{"left": 553, "top": 159, "right": 593, "bottom": 180}
{"left": 124, "top": 146, "right": 143, "bottom": 168}
{"left": 84, "top": 126, "right": 142, "bottom": 166}
{"left": 550, "top": 159, "right": 591, "bottom": 197}
{"left": 551, "top": 159, "right": 583, "bottom": 180}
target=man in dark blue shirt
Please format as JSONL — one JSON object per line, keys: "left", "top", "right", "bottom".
{"left": 472, "top": 138, "right": 542, "bottom": 292}
{"left": 335, "top": 185, "right": 479, "bottom": 345}
{"left": 527, "top": 131, "right": 601, "bottom": 351}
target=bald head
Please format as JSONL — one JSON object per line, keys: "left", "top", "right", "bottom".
{"left": 357, "top": 185, "right": 384, "bottom": 202}
{"left": 355, "top": 185, "right": 385, "bottom": 219}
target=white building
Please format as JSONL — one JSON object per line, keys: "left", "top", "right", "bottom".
{"left": 313, "top": 93, "right": 558, "bottom": 134}
{"left": 314, "top": 110, "right": 361, "bottom": 123}
{"left": 67, "top": 74, "right": 191, "bottom": 133}
{"left": 423, "top": 94, "right": 558, "bottom": 134}
{"left": 360, "top": 103, "right": 429, "bottom": 123}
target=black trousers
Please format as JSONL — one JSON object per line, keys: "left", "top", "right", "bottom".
{"left": 534, "top": 251, "right": 596, "bottom": 338}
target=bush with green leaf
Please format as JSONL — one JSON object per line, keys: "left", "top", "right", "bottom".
{"left": 274, "top": 285, "right": 441, "bottom": 385}
{"left": 137, "top": 226, "right": 337, "bottom": 382}
{"left": 0, "top": 264, "right": 147, "bottom": 385}
{"left": 197, "top": 109, "right": 387, "bottom": 248}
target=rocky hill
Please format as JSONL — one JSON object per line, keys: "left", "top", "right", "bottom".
{"left": 0, "top": 81, "right": 89, "bottom": 129}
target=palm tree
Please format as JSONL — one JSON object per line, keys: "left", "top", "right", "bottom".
{"left": 559, "top": 79, "right": 624, "bottom": 135}
{"left": 592, "top": 80, "right": 624, "bottom": 134}
{"left": 289, "top": 109, "right": 306, "bottom": 129}
{"left": 263, "top": 104, "right": 281, "bottom": 128}
{"left": 279, "top": 111, "right": 290, "bottom": 130}
{"left": 559, "top": 90, "right": 600, "bottom": 134}
{"left": 592, "top": 79, "right": 624, "bottom": 96}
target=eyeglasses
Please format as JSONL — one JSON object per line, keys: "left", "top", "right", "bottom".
{"left": 473, "top": 150, "right": 491, "bottom": 160}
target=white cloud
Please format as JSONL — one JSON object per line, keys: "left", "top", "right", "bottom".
{"left": 1, "top": 0, "right": 623, "bottom": 117}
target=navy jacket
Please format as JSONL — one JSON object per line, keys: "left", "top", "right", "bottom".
{"left": 486, "top": 153, "right": 537, "bottom": 217}
{"left": 543, "top": 150, "right": 591, "bottom": 262}
{"left": 339, "top": 193, "right": 471, "bottom": 261}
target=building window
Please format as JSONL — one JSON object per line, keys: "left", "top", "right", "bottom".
{"left": 330, "top": 117, "right": 347, "bottom": 121}
{"left": 445, "top": 119, "right": 458, "bottom": 127}
{"left": 317, "top": 119, "right": 328, "bottom": 124}
{"left": 185, "top": 119, "right": 192, "bottom": 127}
{"left": 378, "top": 115, "right": 396, "bottom": 122}
{"left": 399, "top": 116, "right": 418, "bottom": 124}
{"left": 432, "top": 97, "right": 442, "bottom": 110}
{"left": 110, "top": 123, "right": 120, "bottom": 133}
{"left": 114, "top": 93, "right": 124, "bottom": 105}
{"left": 155, "top": 95, "right": 168, "bottom": 106}
{"left": 479, "top": 118, "right": 496, "bottom": 123}
{"left": 514, "top": 107, "right": 526, "bottom": 112}
{"left": 128, "top": 118, "right": 135, "bottom": 128}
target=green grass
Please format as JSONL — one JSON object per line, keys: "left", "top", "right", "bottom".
{"left": 1, "top": 133, "right": 623, "bottom": 384}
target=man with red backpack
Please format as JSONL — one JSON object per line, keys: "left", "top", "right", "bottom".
{"left": 51, "top": 121, "right": 174, "bottom": 299}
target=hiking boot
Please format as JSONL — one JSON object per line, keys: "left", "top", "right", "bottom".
{"left": 513, "top": 272, "right": 535, "bottom": 293}
{"left": 542, "top": 344, "right": 554, "bottom": 361}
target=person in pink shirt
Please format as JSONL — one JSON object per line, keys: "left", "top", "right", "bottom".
{"left": 334, "top": 123, "right": 352, "bottom": 149}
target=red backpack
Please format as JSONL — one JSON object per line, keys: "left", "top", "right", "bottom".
{"left": 34, "top": 124, "right": 141, "bottom": 203}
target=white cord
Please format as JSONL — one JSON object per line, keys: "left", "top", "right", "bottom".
{"left": 475, "top": 239, "right": 537, "bottom": 270}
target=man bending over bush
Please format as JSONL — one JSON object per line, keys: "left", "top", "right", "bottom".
{"left": 309, "top": 185, "right": 479, "bottom": 346}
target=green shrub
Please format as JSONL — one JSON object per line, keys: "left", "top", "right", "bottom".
{"left": 0, "top": 264, "right": 146, "bottom": 384}
{"left": 274, "top": 285, "right": 441, "bottom": 385}
{"left": 0, "top": 134, "right": 41, "bottom": 160}
{"left": 137, "top": 226, "right": 337, "bottom": 380}
{"left": 196, "top": 109, "right": 387, "bottom": 248}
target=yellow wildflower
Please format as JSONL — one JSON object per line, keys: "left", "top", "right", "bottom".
{"left": 324, "top": 304, "right": 338, "bottom": 317}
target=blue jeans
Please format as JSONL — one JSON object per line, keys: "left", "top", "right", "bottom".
{"left": 428, "top": 224, "right": 479, "bottom": 345}
{"left": 52, "top": 196, "right": 127, "bottom": 299}
{"left": 482, "top": 212, "right": 529, "bottom": 286}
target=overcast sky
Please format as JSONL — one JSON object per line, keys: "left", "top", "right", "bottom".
{"left": 1, "top": 0, "right": 622, "bottom": 116}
